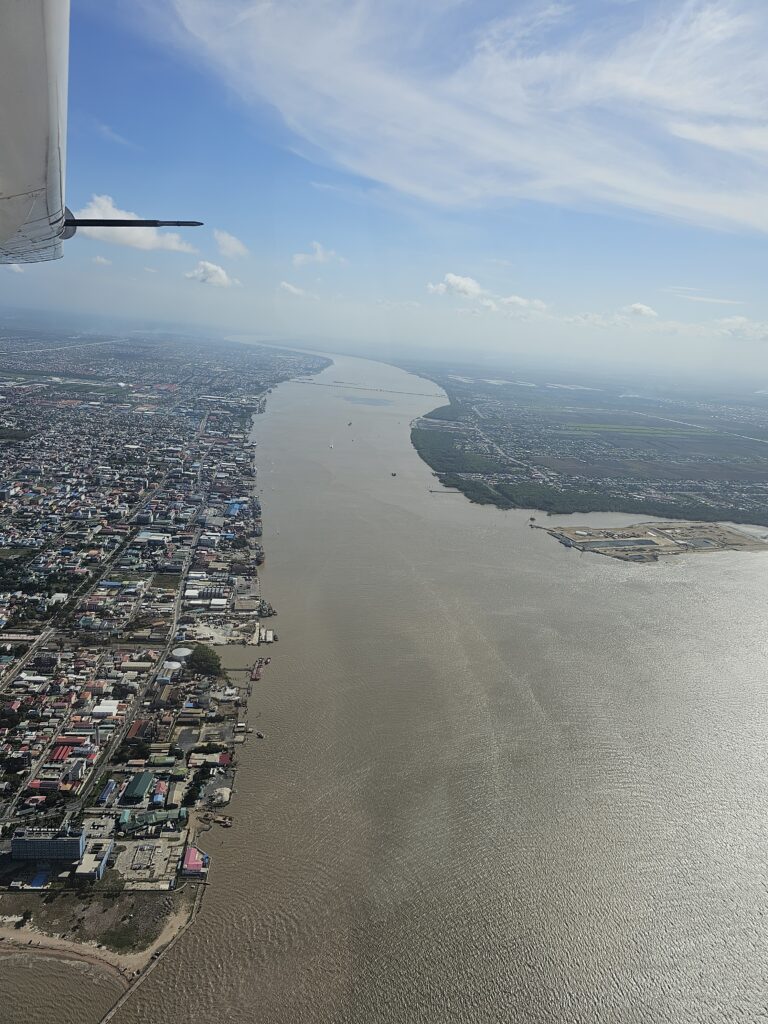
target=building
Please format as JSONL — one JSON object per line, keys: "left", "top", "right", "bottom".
{"left": 74, "top": 838, "right": 114, "bottom": 881}
{"left": 181, "top": 844, "right": 209, "bottom": 877}
{"left": 11, "top": 825, "right": 85, "bottom": 862}
{"left": 92, "top": 699, "right": 121, "bottom": 718}
{"left": 121, "top": 770, "right": 155, "bottom": 804}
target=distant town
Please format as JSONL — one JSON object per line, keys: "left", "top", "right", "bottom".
{"left": 0, "top": 331, "right": 327, "bottom": 967}
{"left": 407, "top": 367, "right": 768, "bottom": 526}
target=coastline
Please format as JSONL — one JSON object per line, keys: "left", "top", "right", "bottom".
{"left": 0, "top": 357, "right": 312, "bottom": 1023}
{"left": 0, "top": 901, "right": 190, "bottom": 980}
{"left": 405, "top": 368, "right": 768, "bottom": 527}
{"left": 6, "top": 349, "right": 766, "bottom": 1023}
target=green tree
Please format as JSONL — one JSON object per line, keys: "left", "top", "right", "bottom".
{"left": 186, "top": 644, "right": 222, "bottom": 677}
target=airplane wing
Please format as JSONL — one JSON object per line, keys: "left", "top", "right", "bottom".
{"left": 0, "top": 0, "right": 71, "bottom": 263}
{"left": 0, "top": 1, "right": 201, "bottom": 265}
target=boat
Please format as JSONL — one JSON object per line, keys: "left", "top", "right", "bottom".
{"left": 329, "top": 443, "right": 334, "bottom": 449}
{"left": 391, "top": 472, "right": 397, "bottom": 477}
{"left": 256, "top": 732, "right": 265, "bottom": 739}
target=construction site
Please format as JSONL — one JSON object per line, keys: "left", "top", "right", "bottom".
{"left": 546, "top": 521, "right": 768, "bottom": 563}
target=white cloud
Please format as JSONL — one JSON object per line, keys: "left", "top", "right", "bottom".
{"left": 292, "top": 241, "right": 341, "bottom": 267}
{"left": 428, "top": 272, "right": 546, "bottom": 313}
{"left": 625, "top": 303, "right": 659, "bottom": 317}
{"left": 92, "top": 255, "right": 112, "bottom": 266}
{"left": 73, "top": 195, "right": 197, "bottom": 252}
{"left": 163, "top": 0, "right": 768, "bottom": 232}
{"left": 185, "top": 261, "right": 239, "bottom": 287}
{"left": 428, "top": 273, "right": 485, "bottom": 298}
{"left": 444, "top": 273, "right": 485, "bottom": 298}
{"left": 7, "top": 264, "right": 24, "bottom": 274}
{"left": 280, "top": 280, "right": 307, "bottom": 296}
{"left": 214, "top": 229, "right": 249, "bottom": 258}
{"left": 715, "top": 315, "right": 768, "bottom": 340}
{"left": 501, "top": 295, "right": 548, "bottom": 311}
{"left": 144, "top": 266, "right": 157, "bottom": 274}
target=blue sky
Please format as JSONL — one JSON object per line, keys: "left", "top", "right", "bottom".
{"left": 3, "top": 0, "right": 768, "bottom": 375}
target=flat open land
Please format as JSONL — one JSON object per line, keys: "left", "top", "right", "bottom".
{"left": 406, "top": 364, "right": 768, "bottom": 523}
{"left": 547, "top": 521, "right": 768, "bottom": 562}
{"left": 0, "top": 882, "right": 195, "bottom": 970}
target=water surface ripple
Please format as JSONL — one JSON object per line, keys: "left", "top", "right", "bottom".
{"left": 6, "top": 355, "right": 768, "bottom": 1023}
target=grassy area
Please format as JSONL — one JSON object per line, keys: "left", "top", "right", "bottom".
{"left": 0, "top": 885, "right": 192, "bottom": 954}
{"left": 152, "top": 573, "right": 182, "bottom": 591}
{"left": 0, "top": 546, "right": 32, "bottom": 561}
{"left": 557, "top": 423, "right": 714, "bottom": 435}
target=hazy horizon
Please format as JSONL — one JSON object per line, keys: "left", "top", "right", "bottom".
{"left": 2, "top": 2, "right": 768, "bottom": 380}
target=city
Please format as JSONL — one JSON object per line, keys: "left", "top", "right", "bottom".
{"left": 0, "top": 333, "right": 327, "bottom": 959}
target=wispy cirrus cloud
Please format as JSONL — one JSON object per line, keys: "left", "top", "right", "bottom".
{"left": 96, "top": 122, "right": 134, "bottom": 147}
{"left": 214, "top": 229, "right": 249, "bottom": 258}
{"left": 162, "top": 0, "right": 768, "bottom": 232}
{"left": 666, "top": 285, "right": 744, "bottom": 305}
{"left": 280, "top": 280, "right": 309, "bottom": 296}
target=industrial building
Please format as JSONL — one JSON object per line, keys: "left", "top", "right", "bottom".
{"left": 74, "top": 838, "right": 114, "bottom": 881}
{"left": 121, "top": 770, "right": 155, "bottom": 804}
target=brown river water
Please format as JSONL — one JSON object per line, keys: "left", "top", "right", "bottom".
{"left": 4, "top": 354, "right": 768, "bottom": 1023}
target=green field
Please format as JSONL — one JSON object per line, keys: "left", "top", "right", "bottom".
{"left": 557, "top": 423, "right": 714, "bottom": 435}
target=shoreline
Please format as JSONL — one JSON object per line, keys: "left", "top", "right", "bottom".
{"left": 0, "top": 902, "right": 189, "bottom": 979}
{"left": 406, "top": 370, "right": 768, "bottom": 528}
{"left": 0, "top": 387, "right": 277, "bottom": 1014}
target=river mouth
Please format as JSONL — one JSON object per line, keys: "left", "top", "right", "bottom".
{"left": 7, "top": 352, "right": 768, "bottom": 1024}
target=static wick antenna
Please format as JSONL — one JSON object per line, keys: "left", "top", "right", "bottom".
{"left": 61, "top": 210, "right": 202, "bottom": 240}
{"left": 64, "top": 218, "right": 203, "bottom": 228}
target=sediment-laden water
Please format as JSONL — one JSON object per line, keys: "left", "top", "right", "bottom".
{"left": 6, "top": 354, "right": 768, "bottom": 1023}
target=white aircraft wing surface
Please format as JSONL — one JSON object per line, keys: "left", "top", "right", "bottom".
{"left": 0, "top": 0, "right": 70, "bottom": 263}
